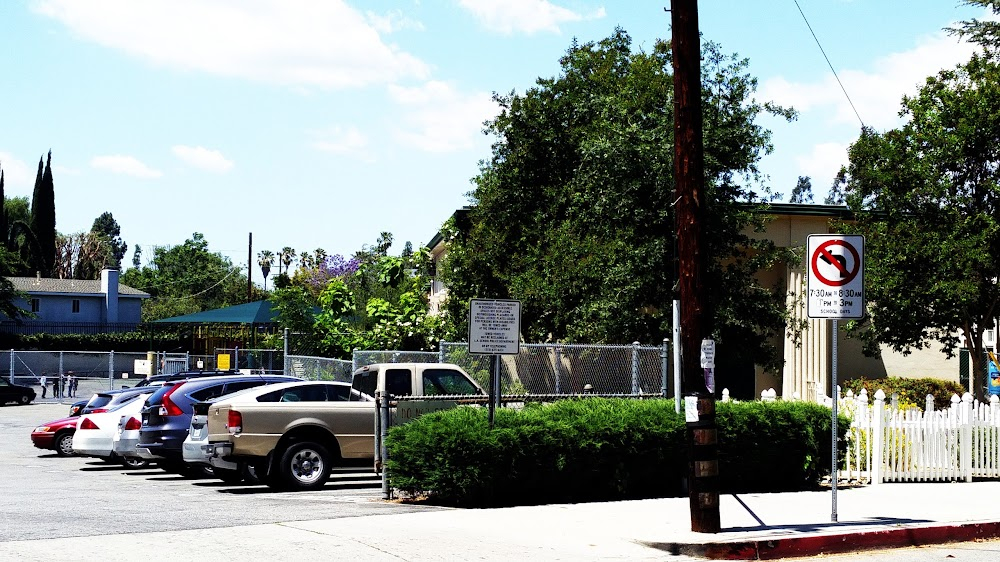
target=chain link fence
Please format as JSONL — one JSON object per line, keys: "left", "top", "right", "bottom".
{"left": 438, "top": 341, "right": 670, "bottom": 396}
{"left": 3, "top": 350, "right": 153, "bottom": 400}
{"left": 289, "top": 341, "right": 672, "bottom": 397}
{"left": 285, "top": 355, "right": 354, "bottom": 382}
{"left": 214, "top": 348, "right": 285, "bottom": 374}
{"left": 4, "top": 339, "right": 673, "bottom": 404}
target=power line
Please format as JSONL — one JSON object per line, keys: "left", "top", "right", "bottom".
{"left": 793, "top": 0, "right": 865, "bottom": 128}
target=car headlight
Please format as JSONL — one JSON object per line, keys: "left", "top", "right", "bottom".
{"left": 34, "top": 426, "right": 51, "bottom": 433}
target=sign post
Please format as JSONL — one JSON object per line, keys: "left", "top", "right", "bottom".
{"left": 807, "top": 234, "right": 864, "bottom": 523}
{"left": 469, "top": 299, "right": 521, "bottom": 429}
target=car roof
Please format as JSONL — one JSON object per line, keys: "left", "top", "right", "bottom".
{"left": 171, "top": 374, "right": 301, "bottom": 391}
{"left": 206, "top": 379, "right": 349, "bottom": 401}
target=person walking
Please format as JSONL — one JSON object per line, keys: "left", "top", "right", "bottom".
{"left": 40, "top": 373, "right": 48, "bottom": 399}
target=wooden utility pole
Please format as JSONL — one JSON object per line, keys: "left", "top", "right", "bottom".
{"left": 671, "top": 0, "right": 720, "bottom": 533}
{"left": 247, "top": 232, "right": 253, "bottom": 302}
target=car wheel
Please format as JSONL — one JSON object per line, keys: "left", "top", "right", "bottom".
{"left": 17, "top": 394, "right": 30, "bottom": 405}
{"left": 55, "top": 432, "right": 75, "bottom": 456}
{"left": 276, "top": 442, "right": 331, "bottom": 491}
{"left": 214, "top": 467, "right": 244, "bottom": 484}
{"left": 121, "top": 456, "right": 149, "bottom": 469}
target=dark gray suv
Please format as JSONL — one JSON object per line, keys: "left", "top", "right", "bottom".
{"left": 135, "top": 374, "right": 300, "bottom": 471}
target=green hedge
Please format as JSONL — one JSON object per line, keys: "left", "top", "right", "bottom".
{"left": 841, "top": 376, "right": 965, "bottom": 411}
{"left": 385, "top": 398, "right": 847, "bottom": 507}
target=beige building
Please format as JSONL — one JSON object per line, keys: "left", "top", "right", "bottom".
{"left": 428, "top": 204, "right": 966, "bottom": 401}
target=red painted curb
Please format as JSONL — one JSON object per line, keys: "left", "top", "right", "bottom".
{"left": 696, "top": 521, "right": 1000, "bottom": 560}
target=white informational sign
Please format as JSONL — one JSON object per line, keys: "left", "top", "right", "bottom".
{"left": 134, "top": 359, "right": 151, "bottom": 376}
{"left": 807, "top": 235, "right": 865, "bottom": 319}
{"left": 685, "top": 395, "right": 699, "bottom": 422}
{"left": 469, "top": 299, "right": 521, "bottom": 355}
{"left": 700, "top": 339, "right": 715, "bottom": 369}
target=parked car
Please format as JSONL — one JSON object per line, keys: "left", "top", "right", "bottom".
{"left": 207, "top": 363, "right": 485, "bottom": 490}
{"left": 136, "top": 374, "right": 301, "bottom": 472}
{"left": 31, "top": 416, "right": 80, "bottom": 456}
{"left": 183, "top": 380, "right": 353, "bottom": 484}
{"left": 1, "top": 378, "right": 36, "bottom": 405}
{"left": 73, "top": 389, "right": 156, "bottom": 468}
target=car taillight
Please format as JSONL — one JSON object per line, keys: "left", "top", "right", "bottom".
{"left": 124, "top": 416, "right": 141, "bottom": 431}
{"left": 228, "top": 410, "right": 242, "bottom": 435}
{"left": 158, "top": 385, "right": 184, "bottom": 417}
{"left": 91, "top": 408, "right": 108, "bottom": 413}
{"left": 79, "top": 418, "right": 100, "bottom": 430}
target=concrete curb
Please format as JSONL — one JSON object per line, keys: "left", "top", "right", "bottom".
{"left": 651, "top": 521, "right": 1000, "bottom": 560}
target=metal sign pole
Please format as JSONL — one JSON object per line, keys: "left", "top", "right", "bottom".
{"left": 831, "top": 318, "right": 839, "bottom": 523}
{"left": 488, "top": 354, "right": 497, "bottom": 430}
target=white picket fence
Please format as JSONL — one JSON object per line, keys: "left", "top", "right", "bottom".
{"left": 824, "top": 389, "right": 1000, "bottom": 485}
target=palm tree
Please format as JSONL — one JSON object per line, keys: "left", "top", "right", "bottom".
{"left": 280, "top": 247, "right": 296, "bottom": 275}
{"left": 258, "top": 250, "right": 274, "bottom": 290}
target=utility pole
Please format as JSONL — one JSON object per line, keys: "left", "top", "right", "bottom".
{"left": 247, "top": 232, "right": 253, "bottom": 302}
{"left": 672, "top": 0, "right": 720, "bottom": 533}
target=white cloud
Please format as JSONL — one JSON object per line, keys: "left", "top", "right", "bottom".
{"left": 91, "top": 155, "right": 162, "bottom": 178}
{"left": 457, "top": 0, "right": 605, "bottom": 34}
{"left": 171, "top": 145, "right": 234, "bottom": 173}
{"left": 311, "top": 126, "right": 372, "bottom": 161}
{"left": 760, "top": 28, "right": 979, "bottom": 130}
{"left": 32, "top": 0, "right": 430, "bottom": 90}
{"left": 388, "top": 81, "right": 498, "bottom": 152}
{"left": 0, "top": 153, "right": 34, "bottom": 189}
{"left": 366, "top": 9, "right": 425, "bottom": 34}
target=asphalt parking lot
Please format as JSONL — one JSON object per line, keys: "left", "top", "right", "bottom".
{"left": 0, "top": 402, "right": 440, "bottom": 543}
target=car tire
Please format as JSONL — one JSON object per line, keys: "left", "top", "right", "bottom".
{"left": 275, "top": 442, "right": 331, "bottom": 491}
{"left": 214, "top": 467, "right": 244, "bottom": 484}
{"left": 55, "top": 432, "right": 75, "bottom": 456}
{"left": 17, "top": 394, "right": 30, "bottom": 405}
{"left": 121, "top": 456, "right": 149, "bottom": 469}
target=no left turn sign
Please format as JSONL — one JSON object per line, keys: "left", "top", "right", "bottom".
{"left": 807, "top": 235, "right": 864, "bottom": 319}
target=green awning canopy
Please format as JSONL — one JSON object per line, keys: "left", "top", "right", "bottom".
{"left": 153, "top": 300, "right": 277, "bottom": 324}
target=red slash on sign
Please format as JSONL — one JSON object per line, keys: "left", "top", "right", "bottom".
{"left": 811, "top": 240, "right": 860, "bottom": 287}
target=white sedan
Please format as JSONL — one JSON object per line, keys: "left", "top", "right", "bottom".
{"left": 73, "top": 391, "right": 152, "bottom": 468}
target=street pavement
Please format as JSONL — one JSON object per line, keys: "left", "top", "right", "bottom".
{"left": 4, "top": 477, "right": 1000, "bottom": 560}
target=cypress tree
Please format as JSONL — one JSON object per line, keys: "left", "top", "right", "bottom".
{"left": 30, "top": 151, "right": 56, "bottom": 276}
{"left": 0, "top": 165, "right": 6, "bottom": 250}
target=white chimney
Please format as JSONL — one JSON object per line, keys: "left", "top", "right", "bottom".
{"left": 101, "top": 268, "right": 119, "bottom": 322}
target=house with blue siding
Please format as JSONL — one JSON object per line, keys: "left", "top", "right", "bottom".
{"left": 3, "top": 269, "right": 149, "bottom": 333}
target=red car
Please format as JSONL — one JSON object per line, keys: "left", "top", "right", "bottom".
{"left": 32, "top": 416, "right": 79, "bottom": 456}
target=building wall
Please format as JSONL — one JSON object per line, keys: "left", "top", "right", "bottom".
{"left": 13, "top": 295, "right": 104, "bottom": 323}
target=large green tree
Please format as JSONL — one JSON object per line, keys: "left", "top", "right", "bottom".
{"left": 441, "top": 30, "right": 796, "bottom": 372}
{"left": 121, "top": 232, "right": 247, "bottom": 321}
{"left": 840, "top": 53, "right": 1000, "bottom": 400}
{"left": 91, "top": 212, "right": 128, "bottom": 268}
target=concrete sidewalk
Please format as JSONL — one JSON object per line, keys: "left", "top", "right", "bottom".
{"left": 4, "top": 481, "right": 1000, "bottom": 561}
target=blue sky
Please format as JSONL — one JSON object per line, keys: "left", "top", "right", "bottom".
{"left": 0, "top": 1, "right": 986, "bottom": 284}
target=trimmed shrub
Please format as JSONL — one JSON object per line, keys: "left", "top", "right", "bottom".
{"left": 386, "top": 398, "right": 847, "bottom": 507}
{"left": 841, "top": 376, "right": 965, "bottom": 411}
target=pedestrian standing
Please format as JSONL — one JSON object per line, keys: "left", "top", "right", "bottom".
{"left": 54, "top": 375, "right": 61, "bottom": 399}
{"left": 66, "top": 374, "right": 74, "bottom": 398}
{"left": 40, "top": 373, "right": 48, "bottom": 399}
{"left": 71, "top": 375, "right": 79, "bottom": 397}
